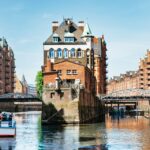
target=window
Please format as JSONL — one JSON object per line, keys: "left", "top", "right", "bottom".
{"left": 57, "top": 48, "right": 62, "bottom": 58}
{"left": 49, "top": 48, "right": 54, "bottom": 58}
{"left": 66, "top": 70, "right": 71, "bottom": 75}
{"left": 77, "top": 49, "right": 82, "bottom": 58}
{"left": 58, "top": 70, "right": 62, "bottom": 75}
{"left": 87, "top": 55, "right": 89, "bottom": 64}
{"left": 50, "top": 92, "right": 55, "bottom": 98}
{"left": 64, "top": 48, "right": 68, "bottom": 58}
{"left": 70, "top": 48, "right": 75, "bottom": 57}
{"left": 64, "top": 37, "right": 74, "bottom": 43}
{"left": 72, "top": 70, "right": 77, "bottom": 75}
{"left": 53, "top": 37, "right": 58, "bottom": 43}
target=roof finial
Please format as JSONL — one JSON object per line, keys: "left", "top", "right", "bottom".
{"left": 102, "top": 35, "right": 104, "bottom": 39}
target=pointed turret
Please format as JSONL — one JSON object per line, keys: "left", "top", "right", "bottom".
{"left": 81, "top": 23, "right": 93, "bottom": 37}
{"left": 22, "top": 75, "right": 28, "bottom": 86}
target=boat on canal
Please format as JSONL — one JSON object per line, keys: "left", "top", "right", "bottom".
{"left": 0, "top": 112, "right": 16, "bottom": 137}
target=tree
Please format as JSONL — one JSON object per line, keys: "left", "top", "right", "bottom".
{"left": 35, "top": 71, "right": 43, "bottom": 99}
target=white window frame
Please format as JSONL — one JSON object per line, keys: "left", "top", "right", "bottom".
{"left": 66, "top": 70, "right": 72, "bottom": 75}
{"left": 53, "top": 37, "right": 58, "bottom": 43}
{"left": 72, "top": 70, "right": 78, "bottom": 75}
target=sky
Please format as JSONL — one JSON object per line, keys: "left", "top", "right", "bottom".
{"left": 0, "top": 0, "right": 150, "bottom": 84}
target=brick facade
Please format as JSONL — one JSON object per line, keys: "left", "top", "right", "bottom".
{"left": 139, "top": 50, "right": 150, "bottom": 89}
{"left": 107, "top": 50, "right": 150, "bottom": 94}
{"left": 0, "top": 37, "right": 15, "bottom": 95}
{"left": 42, "top": 19, "right": 107, "bottom": 96}
{"left": 93, "top": 36, "right": 107, "bottom": 94}
{"left": 107, "top": 71, "right": 139, "bottom": 94}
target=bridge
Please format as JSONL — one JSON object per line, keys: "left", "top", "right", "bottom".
{"left": 0, "top": 93, "right": 42, "bottom": 112}
{"left": 0, "top": 93, "right": 38, "bottom": 99}
{"left": 101, "top": 89, "right": 150, "bottom": 101}
{"left": 99, "top": 89, "right": 150, "bottom": 113}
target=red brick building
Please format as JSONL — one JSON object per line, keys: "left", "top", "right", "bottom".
{"left": 42, "top": 19, "right": 107, "bottom": 96}
{"left": 42, "top": 19, "right": 107, "bottom": 124}
{"left": 0, "top": 37, "right": 15, "bottom": 94}
{"left": 107, "top": 71, "right": 139, "bottom": 94}
{"left": 107, "top": 50, "right": 150, "bottom": 94}
{"left": 139, "top": 50, "right": 150, "bottom": 89}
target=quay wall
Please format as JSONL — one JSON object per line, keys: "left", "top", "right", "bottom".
{"left": 42, "top": 88, "right": 105, "bottom": 124}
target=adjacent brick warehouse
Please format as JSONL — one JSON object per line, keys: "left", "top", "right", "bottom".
{"left": 0, "top": 37, "right": 15, "bottom": 95}
{"left": 107, "top": 71, "right": 139, "bottom": 94}
{"left": 107, "top": 50, "right": 150, "bottom": 94}
{"left": 139, "top": 50, "right": 150, "bottom": 90}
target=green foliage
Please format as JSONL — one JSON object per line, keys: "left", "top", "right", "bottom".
{"left": 35, "top": 71, "right": 43, "bottom": 99}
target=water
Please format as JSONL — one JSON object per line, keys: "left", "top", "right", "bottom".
{"left": 0, "top": 112, "right": 150, "bottom": 150}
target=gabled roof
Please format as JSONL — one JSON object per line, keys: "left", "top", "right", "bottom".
{"left": 54, "top": 59, "right": 85, "bottom": 67}
{"left": 44, "top": 19, "right": 86, "bottom": 45}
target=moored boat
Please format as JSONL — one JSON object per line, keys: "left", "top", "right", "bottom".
{"left": 0, "top": 112, "right": 16, "bottom": 137}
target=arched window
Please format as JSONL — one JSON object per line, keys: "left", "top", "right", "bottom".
{"left": 57, "top": 48, "right": 62, "bottom": 58}
{"left": 64, "top": 48, "right": 68, "bottom": 58}
{"left": 49, "top": 48, "right": 54, "bottom": 58}
{"left": 70, "top": 48, "right": 75, "bottom": 58}
{"left": 77, "top": 49, "right": 82, "bottom": 58}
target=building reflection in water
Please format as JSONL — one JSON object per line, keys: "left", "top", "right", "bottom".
{"left": 105, "top": 115, "right": 150, "bottom": 150}
{"left": 0, "top": 112, "right": 149, "bottom": 150}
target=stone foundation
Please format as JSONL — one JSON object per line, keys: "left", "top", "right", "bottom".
{"left": 42, "top": 87, "right": 105, "bottom": 124}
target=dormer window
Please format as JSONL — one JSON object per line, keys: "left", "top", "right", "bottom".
{"left": 64, "top": 37, "right": 74, "bottom": 43}
{"left": 52, "top": 33, "right": 59, "bottom": 43}
{"left": 53, "top": 37, "right": 58, "bottom": 43}
{"left": 64, "top": 31, "right": 74, "bottom": 43}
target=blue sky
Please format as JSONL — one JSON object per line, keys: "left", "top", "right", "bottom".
{"left": 0, "top": 0, "right": 150, "bottom": 84}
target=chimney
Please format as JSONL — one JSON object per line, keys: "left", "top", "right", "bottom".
{"left": 45, "top": 59, "right": 53, "bottom": 72}
{"left": 52, "top": 21, "right": 59, "bottom": 33}
{"left": 78, "top": 21, "right": 84, "bottom": 32}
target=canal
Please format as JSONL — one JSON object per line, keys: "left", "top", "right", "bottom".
{"left": 1, "top": 112, "right": 150, "bottom": 150}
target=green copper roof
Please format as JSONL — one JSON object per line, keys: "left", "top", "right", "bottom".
{"left": 82, "top": 23, "right": 93, "bottom": 37}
